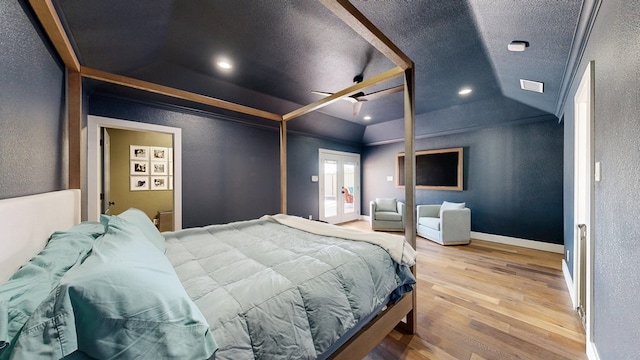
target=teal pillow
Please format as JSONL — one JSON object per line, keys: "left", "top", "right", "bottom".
{"left": 101, "top": 208, "right": 166, "bottom": 253}
{"left": 10, "top": 218, "right": 217, "bottom": 359}
{"left": 0, "top": 222, "right": 104, "bottom": 359}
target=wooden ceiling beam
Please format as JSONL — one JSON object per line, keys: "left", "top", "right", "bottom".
{"left": 81, "top": 67, "right": 283, "bottom": 122}
{"left": 320, "top": 0, "right": 414, "bottom": 70}
{"left": 28, "top": 0, "right": 80, "bottom": 72}
{"left": 282, "top": 66, "right": 404, "bottom": 122}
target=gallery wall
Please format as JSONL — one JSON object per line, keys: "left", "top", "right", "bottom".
{"left": 106, "top": 128, "right": 174, "bottom": 221}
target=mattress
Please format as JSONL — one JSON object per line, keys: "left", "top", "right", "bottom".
{"left": 164, "top": 215, "right": 415, "bottom": 360}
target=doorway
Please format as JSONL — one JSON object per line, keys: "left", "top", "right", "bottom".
{"left": 573, "top": 61, "right": 594, "bottom": 346}
{"left": 318, "top": 149, "right": 360, "bottom": 224}
{"left": 87, "top": 115, "right": 183, "bottom": 230}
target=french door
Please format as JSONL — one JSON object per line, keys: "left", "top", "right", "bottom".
{"left": 319, "top": 149, "right": 360, "bottom": 224}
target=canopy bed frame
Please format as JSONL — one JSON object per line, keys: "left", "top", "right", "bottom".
{"left": 23, "top": 0, "right": 418, "bottom": 358}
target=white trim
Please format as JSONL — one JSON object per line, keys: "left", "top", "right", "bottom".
{"left": 563, "top": 259, "right": 577, "bottom": 308}
{"left": 87, "top": 115, "right": 183, "bottom": 230}
{"left": 587, "top": 341, "right": 600, "bottom": 360}
{"left": 0, "top": 190, "right": 81, "bottom": 284}
{"left": 318, "top": 149, "right": 360, "bottom": 224}
{"left": 470, "top": 231, "right": 564, "bottom": 253}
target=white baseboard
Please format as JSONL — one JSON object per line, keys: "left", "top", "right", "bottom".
{"left": 562, "top": 259, "right": 577, "bottom": 308}
{"left": 587, "top": 341, "right": 600, "bottom": 360}
{"left": 360, "top": 215, "right": 370, "bottom": 222}
{"left": 470, "top": 231, "right": 564, "bottom": 253}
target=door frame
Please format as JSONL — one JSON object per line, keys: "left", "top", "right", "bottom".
{"left": 87, "top": 115, "right": 183, "bottom": 230}
{"left": 318, "top": 149, "right": 360, "bottom": 224}
{"left": 573, "top": 60, "right": 595, "bottom": 351}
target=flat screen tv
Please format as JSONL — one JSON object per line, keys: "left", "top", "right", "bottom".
{"left": 396, "top": 147, "right": 463, "bottom": 191}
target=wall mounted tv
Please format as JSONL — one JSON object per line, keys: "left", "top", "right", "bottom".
{"left": 396, "top": 147, "right": 463, "bottom": 191}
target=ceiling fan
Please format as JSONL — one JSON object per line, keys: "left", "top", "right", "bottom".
{"left": 311, "top": 74, "right": 404, "bottom": 116}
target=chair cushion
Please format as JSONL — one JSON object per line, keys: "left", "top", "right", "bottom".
{"left": 375, "top": 211, "right": 402, "bottom": 221}
{"left": 375, "top": 198, "right": 397, "bottom": 212}
{"left": 419, "top": 217, "right": 440, "bottom": 230}
{"left": 440, "top": 201, "right": 465, "bottom": 218}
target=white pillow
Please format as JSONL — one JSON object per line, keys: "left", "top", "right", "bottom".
{"left": 440, "top": 201, "right": 465, "bottom": 218}
{"left": 376, "top": 198, "right": 397, "bottom": 212}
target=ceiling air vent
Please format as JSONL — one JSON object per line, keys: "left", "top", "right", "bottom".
{"left": 520, "top": 79, "right": 544, "bottom": 93}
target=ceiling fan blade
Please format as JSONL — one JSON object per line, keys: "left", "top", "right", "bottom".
{"left": 356, "top": 85, "right": 404, "bottom": 101}
{"left": 311, "top": 90, "right": 333, "bottom": 97}
{"left": 312, "top": 90, "right": 358, "bottom": 103}
{"left": 353, "top": 101, "right": 364, "bottom": 116}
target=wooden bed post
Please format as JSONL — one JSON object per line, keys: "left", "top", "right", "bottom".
{"left": 400, "top": 65, "right": 417, "bottom": 334}
{"left": 280, "top": 120, "right": 287, "bottom": 214}
{"left": 67, "top": 71, "right": 82, "bottom": 190}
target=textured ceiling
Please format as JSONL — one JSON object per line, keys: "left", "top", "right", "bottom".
{"left": 52, "top": 0, "right": 584, "bottom": 142}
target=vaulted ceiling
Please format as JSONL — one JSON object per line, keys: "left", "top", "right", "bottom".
{"left": 51, "top": 0, "right": 584, "bottom": 144}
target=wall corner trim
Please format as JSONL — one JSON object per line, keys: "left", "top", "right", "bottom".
{"left": 470, "top": 231, "right": 564, "bottom": 253}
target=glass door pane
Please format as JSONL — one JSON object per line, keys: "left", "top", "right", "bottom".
{"left": 323, "top": 160, "right": 337, "bottom": 218}
{"left": 343, "top": 161, "right": 355, "bottom": 215}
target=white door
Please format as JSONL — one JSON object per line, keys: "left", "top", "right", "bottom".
{"left": 319, "top": 149, "right": 360, "bottom": 224}
{"left": 100, "top": 128, "right": 113, "bottom": 214}
{"left": 573, "top": 61, "right": 594, "bottom": 346}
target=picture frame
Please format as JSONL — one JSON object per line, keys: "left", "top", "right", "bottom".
{"left": 130, "top": 176, "right": 149, "bottom": 191}
{"left": 151, "top": 146, "right": 168, "bottom": 160}
{"left": 151, "top": 176, "right": 168, "bottom": 190}
{"left": 130, "top": 145, "right": 149, "bottom": 160}
{"left": 151, "top": 161, "right": 168, "bottom": 175}
{"left": 130, "top": 160, "right": 149, "bottom": 175}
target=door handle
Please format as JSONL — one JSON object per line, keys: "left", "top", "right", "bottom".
{"left": 108, "top": 201, "right": 116, "bottom": 206}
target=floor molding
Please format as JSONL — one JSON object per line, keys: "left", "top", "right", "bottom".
{"left": 563, "top": 259, "right": 577, "bottom": 308}
{"left": 471, "top": 231, "right": 564, "bottom": 253}
{"left": 587, "top": 341, "right": 600, "bottom": 360}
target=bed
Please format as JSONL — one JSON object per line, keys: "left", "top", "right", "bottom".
{"left": 0, "top": 190, "right": 416, "bottom": 359}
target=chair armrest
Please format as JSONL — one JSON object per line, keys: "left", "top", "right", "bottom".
{"left": 370, "top": 201, "right": 377, "bottom": 215}
{"left": 441, "top": 208, "right": 471, "bottom": 240}
{"left": 417, "top": 205, "right": 440, "bottom": 218}
{"left": 396, "top": 201, "right": 405, "bottom": 216}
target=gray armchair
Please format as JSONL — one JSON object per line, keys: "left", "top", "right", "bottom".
{"left": 370, "top": 198, "right": 405, "bottom": 231}
{"left": 417, "top": 201, "right": 470, "bottom": 245}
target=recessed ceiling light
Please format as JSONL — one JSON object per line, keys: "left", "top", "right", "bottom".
{"left": 458, "top": 88, "right": 472, "bottom": 95}
{"left": 216, "top": 59, "right": 233, "bottom": 70}
{"left": 363, "top": 116, "right": 372, "bottom": 121}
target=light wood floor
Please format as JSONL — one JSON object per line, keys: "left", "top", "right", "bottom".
{"left": 340, "top": 221, "right": 586, "bottom": 360}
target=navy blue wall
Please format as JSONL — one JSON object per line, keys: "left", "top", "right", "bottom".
{"left": 562, "top": 1, "right": 640, "bottom": 357}
{"left": 363, "top": 119, "right": 564, "bottom": 244}
{"left": 287, "top": 135, "right": 361, "bottom": 220}
{"left": 0, "top": 0, "right": 66, "bottom": 199}
{"left": 89, "top": 95, "right": 361, "bottom": 226}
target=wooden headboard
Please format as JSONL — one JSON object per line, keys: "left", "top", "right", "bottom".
{"left": 0, "top": 189, "right": 81, "bottom": 284}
